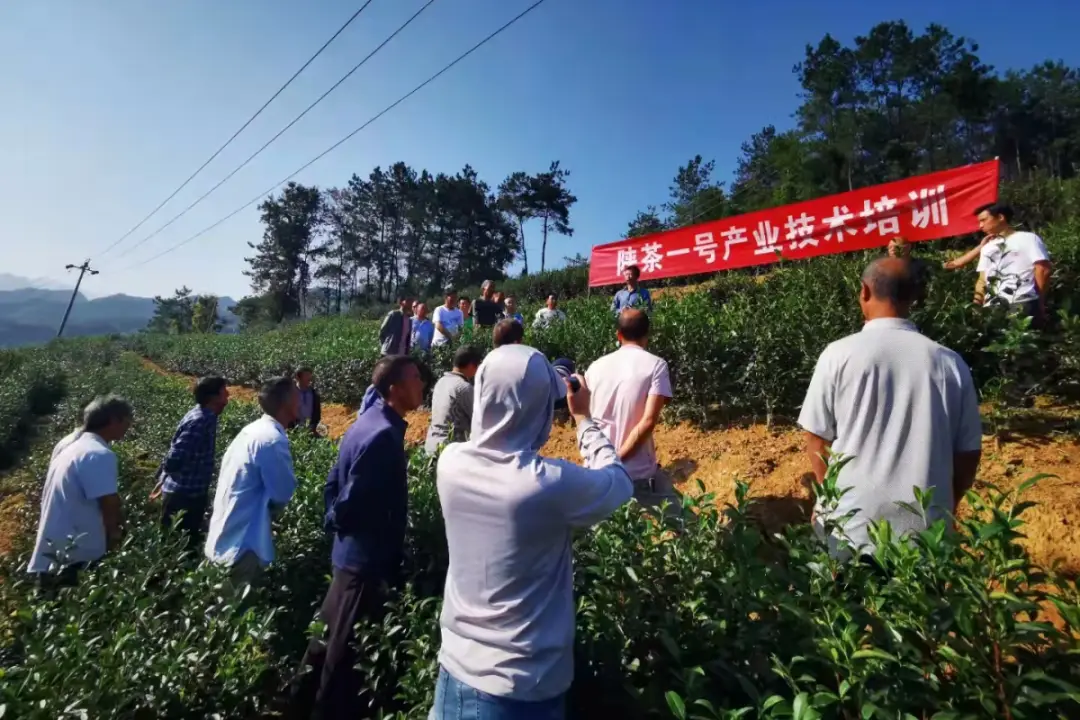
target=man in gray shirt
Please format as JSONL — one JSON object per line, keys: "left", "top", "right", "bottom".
{"left": 425, "top": 345, "right": 483, "bottom": 455}
{"left": 798, "top": 257, "right": 983, "bottom": 557}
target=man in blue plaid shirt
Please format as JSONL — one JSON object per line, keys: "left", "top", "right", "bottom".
{"left": 153, "top": 376, "right": 230, "bottom": 550}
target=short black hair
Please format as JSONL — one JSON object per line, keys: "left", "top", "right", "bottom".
{"left": 547, "top": 293, "right": 558, "bottom": 301}
{"left": 453, "top": 344, "right": 484, "bottom": 370}
{"left": 258, "top": 376, "right": 296, "bottom": 416}
{"left": 974, "top": 202, "right": 1013, "bottom": 223}
{"left": 83, "top": 395, "right": 134, "bottom": 433}
{"left": 492, "top": 318, "right": 525, "bottom": 348}
{"left": 194, "top": 376, "right": 227, "bottom": 406}
{"left": 444, "top": 286, "right": 456, "bottom": 296}
{"left": 372, "top": 355, "right": 420, "bottom": 397}
{"left": 624, "top": 264, "right": 641, "bottom": 279}
{"left": 396, "top": 295, "right": 411, "bottom": 304}
{"left": 862, "top": 257, "right": 918, "bottom": 306}
{"left": 459, "top": 295, "right": 471, "bottom": 303}
{"left": 617, "top": 308, "right": 651, "bottom": 342}
{"left": 295, "top": 364, "right": 314, "bottom": 377}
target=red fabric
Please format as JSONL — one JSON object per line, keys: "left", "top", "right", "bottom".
{"left": 588, "top": 159, "right": 1000, "bottom": 287}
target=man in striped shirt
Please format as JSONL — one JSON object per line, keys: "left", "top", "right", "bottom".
{"left": 153, "top": 376, "right": 230, "bottom": 550}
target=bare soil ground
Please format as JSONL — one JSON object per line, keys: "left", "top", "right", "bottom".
{"left": 8, "top": 358, "right": 1074, "bottom": 580}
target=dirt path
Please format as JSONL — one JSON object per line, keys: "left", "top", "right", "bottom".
{"left": 142, "top": 357, "right": 1080, "bottom": 575}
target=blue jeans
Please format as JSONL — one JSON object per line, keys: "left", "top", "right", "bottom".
{"left": 429, "top": 667, "right": 566, "bottom": 720}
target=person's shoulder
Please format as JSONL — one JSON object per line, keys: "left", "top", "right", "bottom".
{"left": 923, "top": 336, "right": 969, "bottom": 368}
{"left": 188, "top": 406, "right": 216, "bottom": 427}
{"left": 1013, "top": 230, "right": 1044, "bottom": 244}
{"left": 75, "top": 434, "right": 116, "bottom": 465}
{"left": 248, "top": 416, "right": 286, "bottom": 444}
{"left": 587, "top": 350, "right": 617, "bottom": 373}
{"left": 818, "top": 331, "right": 864, "bottom": 362}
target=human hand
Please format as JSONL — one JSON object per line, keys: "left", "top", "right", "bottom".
{"left": 565, "top": 374, "right": 591, "bottom": 422}
{"left": 149, "top": 481, "right": 163, "bottom": 501}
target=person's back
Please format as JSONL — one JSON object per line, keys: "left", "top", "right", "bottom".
{"left": 803, "top": 319, "right": 980, "bottom": 546}
{"left": 29, "top": 430, "right": 116, "bottom": 571}
{"left": 426, "top": 346, "right": 482, "bottom": 455}
{"left": 328, "top": 395, "right": 409, "bottom": 579}
{"left": 206, "top": 410, "right": 296, "bottom": 567}
{"left": 435, "top": 344, "right": 632, "bottom": 705}
{"left": 425, "top": 372, "right": 473, "bottom": 454}
{"left": 438, "top": 447, "right": 581, "bottom": 698}
{"left": 585, "top": 345, "right": 669, "bottom": 480}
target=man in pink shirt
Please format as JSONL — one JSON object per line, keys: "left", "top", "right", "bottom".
{"left": 584, "top": 308, "right": 678, "bottom": 517}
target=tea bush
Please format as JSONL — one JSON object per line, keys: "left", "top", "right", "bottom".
{"left": 1, "top": 342, "right": 1079, "bottom": 717}
{"left": 132, "top": 229, "right": 1080, "bottom": 420}
{"left": 0, "top": 349, "right": 66, "bottom": 471}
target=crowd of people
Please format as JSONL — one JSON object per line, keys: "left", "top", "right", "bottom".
{"left": 379, "top": 278, "right": 580, "bottom": 357}
{"left": 26, "top": 202, "right": 1055, "bottom": 718}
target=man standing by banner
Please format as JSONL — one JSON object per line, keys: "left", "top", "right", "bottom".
{"left": 611, "top": 265, "right": 653, "bottom": 315}
{"left": 972, "top": 203, "right": 1053, "bottom": 325}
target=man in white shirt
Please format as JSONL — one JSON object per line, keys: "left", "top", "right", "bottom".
{"left": 29, "top": 395, "right": 133, "bottom": 588}
{"left": 584, "top": 308, "right": 678, "bottom": 516}
{"left": 973, "top": 203, "right": 1053, "bottom": 324}
{"left": 205, "top": 376, "right": 300, "bottom": 589}
{"left": 533, "top": 294, "right": 567, "bottom": 329}
{"left": 799, "top": 257, "right": 983, "bottom": 558}
{"left": 432, "top": 288, "right": 465, "bottom": 348}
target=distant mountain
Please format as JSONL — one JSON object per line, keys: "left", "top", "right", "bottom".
{"left": 0, "top": 275, "right": 239, "bottom": 348}
{"left": 0, "top": 273, "right": 71, "bottom": 292}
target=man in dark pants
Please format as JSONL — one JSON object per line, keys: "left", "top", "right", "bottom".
{"left": 152, "top": 376, "right": 229, "bottom": 551}
{"left": 289, "top": 355, "right": 426, "bottom": 719}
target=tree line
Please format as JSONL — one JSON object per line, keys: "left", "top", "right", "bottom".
{"left": 232, "top": 161, "right": 576, "bottom": 325}
{"left": 150, "top": 19, "right": 1080, "bottom": 332}
{"left": 627, "top": 20, "right": 1080, "bottom": 238}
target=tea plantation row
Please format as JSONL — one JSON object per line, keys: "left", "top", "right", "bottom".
{"left": 0, "top": 336, "right": 1079, "bottom": 717}
{"left": 131, "top": 227, "right": 1080, "bottom": 422}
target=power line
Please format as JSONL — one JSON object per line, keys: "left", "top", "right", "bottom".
{"left": 94, "top": 2, "right": 374, "bottom": 259}
{"left": 112, "top": 0, "right": 550, "bottom": 274}
{"left": 108, "top": 0, "right": 437, "bottom": 264}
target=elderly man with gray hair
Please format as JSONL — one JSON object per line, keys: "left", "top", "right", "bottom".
{"left": 29, "top": 394, "right": 134, "bottom": 588}
{"left": 799, "top": 257, "right": 983, "bottom": 560}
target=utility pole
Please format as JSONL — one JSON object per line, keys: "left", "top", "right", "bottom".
{"left": 57, "top": 260, "right": 98, "bottom": 338}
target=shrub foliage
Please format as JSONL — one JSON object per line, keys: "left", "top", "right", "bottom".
{"left": 0, "top": 340, "right": 1078, "bottom": 718}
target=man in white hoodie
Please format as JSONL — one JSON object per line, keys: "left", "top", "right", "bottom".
{"left": 430, "top": 344, "right": 633, "bottom": 718}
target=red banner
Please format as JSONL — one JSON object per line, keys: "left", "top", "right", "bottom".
{"left": 588, "top": 159, "right": 1000, "bottom": 287}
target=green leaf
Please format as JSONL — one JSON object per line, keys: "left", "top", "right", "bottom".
{"left": 851, "top": 649, "right": 897, "bottom": 662}
{"left": 665, "top": 690, "right": 687, "bottom": 720}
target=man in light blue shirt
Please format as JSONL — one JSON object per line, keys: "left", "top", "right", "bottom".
{"left": 205, "top": 376, "right": 300, "bottom": 588}
{"left": 411, "top": 302, "right": 436, "bottom": 354}
{"left": 611, "top": 264, "right": 653, "bottom": 316}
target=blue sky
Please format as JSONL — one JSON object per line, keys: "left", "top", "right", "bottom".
{"left": 2, "top": 0, "right": 1078, "bottom": 300}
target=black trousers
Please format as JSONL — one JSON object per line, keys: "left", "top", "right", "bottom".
{"left": 161, "top": 491, "right": 209, "bottom": 551}
{"left": 36, "top": 562, "right": 87, "bottom": 598}
{"left": 288, "top": 567, "right": 388, "bottom": 720}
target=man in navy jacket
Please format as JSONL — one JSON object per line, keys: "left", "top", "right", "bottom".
{"left": 289, "top": 354, "right": 425, "bottom": 718}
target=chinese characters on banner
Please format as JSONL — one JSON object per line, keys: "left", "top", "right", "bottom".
{"left": 588, "top": 159, "right": 1000, "bottom": 287}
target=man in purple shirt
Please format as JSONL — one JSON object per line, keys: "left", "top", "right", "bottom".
{"left": 290, "top": 354, "right": 426, "bottom": 718}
